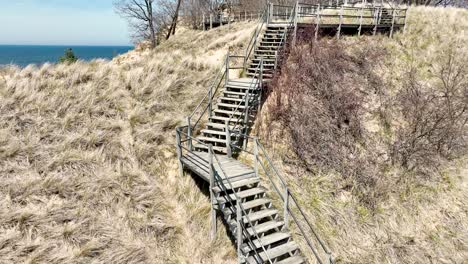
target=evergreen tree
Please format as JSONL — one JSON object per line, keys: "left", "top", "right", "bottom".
{"left": 59, "top": 48, "right": 78, "bottom": 64}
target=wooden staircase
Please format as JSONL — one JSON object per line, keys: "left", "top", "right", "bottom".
{"left": 216, "top": 176, "right": 305, "bottom": 263}
{"left": 194, "top": 25, "right": 289, "bottom": 155}
{"left": 175, "top": 2, "right": 405, "bottom": 262}
{"left": 181, "top": 10, "right": 311, "bottom": 262}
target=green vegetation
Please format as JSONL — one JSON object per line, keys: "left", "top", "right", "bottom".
{"left": 58, "top": 48, "right": 78, "bottom": 64}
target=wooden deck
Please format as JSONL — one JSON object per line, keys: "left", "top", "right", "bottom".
{"left": 181, "top": 151, "right": 257, "bottom": 183}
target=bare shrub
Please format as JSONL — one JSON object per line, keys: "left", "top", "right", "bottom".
{"left": 390, "top": 46, "right": 468, "bottom": 173}
{"left": 268, "top": 40, "right": 386, "bottom": 206}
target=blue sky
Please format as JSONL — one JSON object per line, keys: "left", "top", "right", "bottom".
{"left": 0, "top": 0, "right": 132, "bottom": 46}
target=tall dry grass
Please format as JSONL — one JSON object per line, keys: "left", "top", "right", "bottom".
{"left": 257, "top": 6, "right": 468, "bottom": 264}
{"left": 0, "top": 22, "right": 256, "bottom": 263}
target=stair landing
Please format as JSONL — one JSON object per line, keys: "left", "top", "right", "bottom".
{"left": 181, "top": 151, "right": 257, "bottom": 183}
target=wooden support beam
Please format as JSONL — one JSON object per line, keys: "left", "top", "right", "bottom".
{"left": 403, "top": 9, "right": 408, "bottom": 33}
{"left": 373, "top": 7, "right": 379, "bottom": 36}
{"left": 337, "top": 6, "right": 343, "bottom": 40}
{"left": 176, "top": 129, "right": 183, "bottom": 177}
{"left": 236, "top": 204, "right": 242, "bottom": 264}
{"left": 254, "top": 138, "right": 259, "bottom": 178}
{"left": 187, "top": 116, "right": 192, "bottom": 151}
{"left": 203, "top": 14, "right": 206, "bottom": 31}
{"left": 358, "top": 7, "right": 363, "bottom": 37}
{"left": 226, "top": 121, "right": 232, "bottom": 158}
{"left": 315, "top": 5, "right": 321, "bottom": 41}
{"left": 390, "top": 8, "right": 396, "bottom": 38}
{"left": 284, "top": 186, "right": 289, "bottom": 229}
{"left": 209, "top": 146, "right": 217, "bottom": 241}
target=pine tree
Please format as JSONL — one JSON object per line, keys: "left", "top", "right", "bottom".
{"left": 59, "top": 48, "right": 78, "bottom": 64}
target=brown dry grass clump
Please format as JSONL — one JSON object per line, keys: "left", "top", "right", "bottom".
{"left": 0, "top": 22, "right": 255, "bottom": 263}
{"left": 257, "top": 6, "right": 468, "bottom": 264}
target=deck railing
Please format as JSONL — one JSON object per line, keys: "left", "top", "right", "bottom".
{"left": 270, "top": 2, "right": 407, "bottom": 38}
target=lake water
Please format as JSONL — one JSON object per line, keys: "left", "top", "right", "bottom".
{"left": 0, "top": 45, "right": 134, "bottom": 68}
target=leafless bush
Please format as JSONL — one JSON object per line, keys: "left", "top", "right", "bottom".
{"left": 268, "top": 40, "right": 386, "bottom": 206}
{"left": 390, "top": 48, "right": 468, "bottom": 174}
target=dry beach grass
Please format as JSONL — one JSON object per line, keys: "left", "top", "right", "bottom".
{"left": 0, "top": 21, "right": 256, "bottom": 263}
{"left": 258, "top": 6, "right": 468, "bottom": 264}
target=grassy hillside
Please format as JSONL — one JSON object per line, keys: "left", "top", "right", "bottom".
{"left": 1, "top": 6, "right": 466, "bottom": 264}
{"left": 259, "top": 6, "right": 467, "bottom": 264}
{"left": 0, "top": 22, "right": 255, "bottom": 263}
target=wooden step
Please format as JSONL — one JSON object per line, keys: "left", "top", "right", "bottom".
{"left": 218, "top": 187, "right": 266, "bottom": 204}
{"left": 201, "top": 129, "right": 229, "bottom": 137}
{"left": 217, "top": 103, "right": 247, "bottom": 109}
{"left": 247, "top": 73, "right": 273, "bottom": 78}
{"left": 223, "top": 198, "right": 270, "bottom": 216}
{"left": 213, "top": 109, "right": 246, "bottom": 116}
{"left": 224, "top": 91, "right": 257, "bottom": 97}
{"left": 219, "top": 96, "right": 247, "bottom": 103}
{"left": 206, "top": 121, "right": 237, "bottom": 129}
{"left": 243, "top": 209, "right": 277, "bottom": 224}
{"left": 213, "top": 177, "right": 260, "bottom": 193}
{"left": 251, "top": 58, "right": 277, "bottom": 62}
{"left": 210, "top": 115, "right": 243, "bottom": 122}
{"left": 247, "top": 242, "right": 299, "bottom": 262}
{"left": 197, "top": 136, "right": 227, "bottom": 144}
{"left": 246, "top": 220, "right": 284, "bottom": 236}
{"left": 255, "top": 49, "right": 279, "bottom": 54}
{"left": 276, "top": 256, "right": 306, "bottom": 264}
{"left": 242, "top": 232, "right": 291, "bottom": 253}
{"left": 193, "top": 144, "right": 227, "bottom": 153}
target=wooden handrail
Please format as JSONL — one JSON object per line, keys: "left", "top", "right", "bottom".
{"left": 223, "top": 132, "right": 335, "bottom": 264}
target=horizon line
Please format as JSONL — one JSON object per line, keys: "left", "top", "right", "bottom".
{"left": 0, "top": 44, "right": 134, "bottom": 47}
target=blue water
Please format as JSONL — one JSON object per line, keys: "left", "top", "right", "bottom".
{"left": 0, "top": 45, "right": 134, "bottom": 68}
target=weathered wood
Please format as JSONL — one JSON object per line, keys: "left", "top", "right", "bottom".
{"left": 209, "top": 146, "right": 217, "bottom": 240}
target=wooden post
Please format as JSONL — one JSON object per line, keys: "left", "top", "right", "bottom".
{"left": 176, "top": 129, "right": 183, "bottom": 177}
{"left": 236, "top": 203, "right": 242, "bottom": 264}
{"left": 187, "top": 117, "right": 192, "bottom": 151}
{"left": 337, "top": 6, "right": 343, "bottom": 40}
{"left": 274, "top": 51, "right": 278, "bottom": 70}
{"left": 225, "top": 53, "right": 230, "bottom": 86}
{"left": 209, "top": 146, "right": 217, "bottom": 240}
{"left": 269, "top": 3, "right": 274, "bottom": 23}
{"left": 258, "top": 58, "right": 264, "bottom": 113}
{"left": 293, "top": 1, "right": 298, "bottom": 46}
{"left": 208, "top": 85, "right": 213, "bottom": 119}
{"left": 390, "top": 8, "right": 396, "bottom": 38}
{"left": 203, "top": 14, "right": 206, "bottom": 31}
{"left": 373, "top": 7, "right": 379, "bottom": 36}
{"left": 254, "top": 138, "right": 259, "bottom": 178}
{"left": 242, "top": 90, "right": 250, "bottom": 150}
{"left": 210, "top": 14, "right": 213, "bottom": 30}
{"left": 358, "top": 7, "right": 363, "bottom": 37}
{"left": 315, "top": 5, "right": 321, "bottom": 41}
{"left": 284, "top": 186, "right": 289, "bottom": 229}
{"left": 403, "top": 9, "right": 408, "bottom": 33}
{"left": 225, "top": 121, "right": 232, "bottom": 158}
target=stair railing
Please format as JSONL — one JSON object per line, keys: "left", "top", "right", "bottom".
{"left": 224, "top": 59, "right": 264, "bottom": 153}
{"left": 209, "top": 146, "right": 274, "bottom": 264}
{"left": 273, "top": 2, "right": 297, "bottom": 72}
{"left": 225, "top": 132, "right": 335, "bottom": 264}
{"left": 243, "top": 9, "right": 267, "bottom": 72}
{"left": 186, "top": 60, "right": 227, "bottom": 149}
